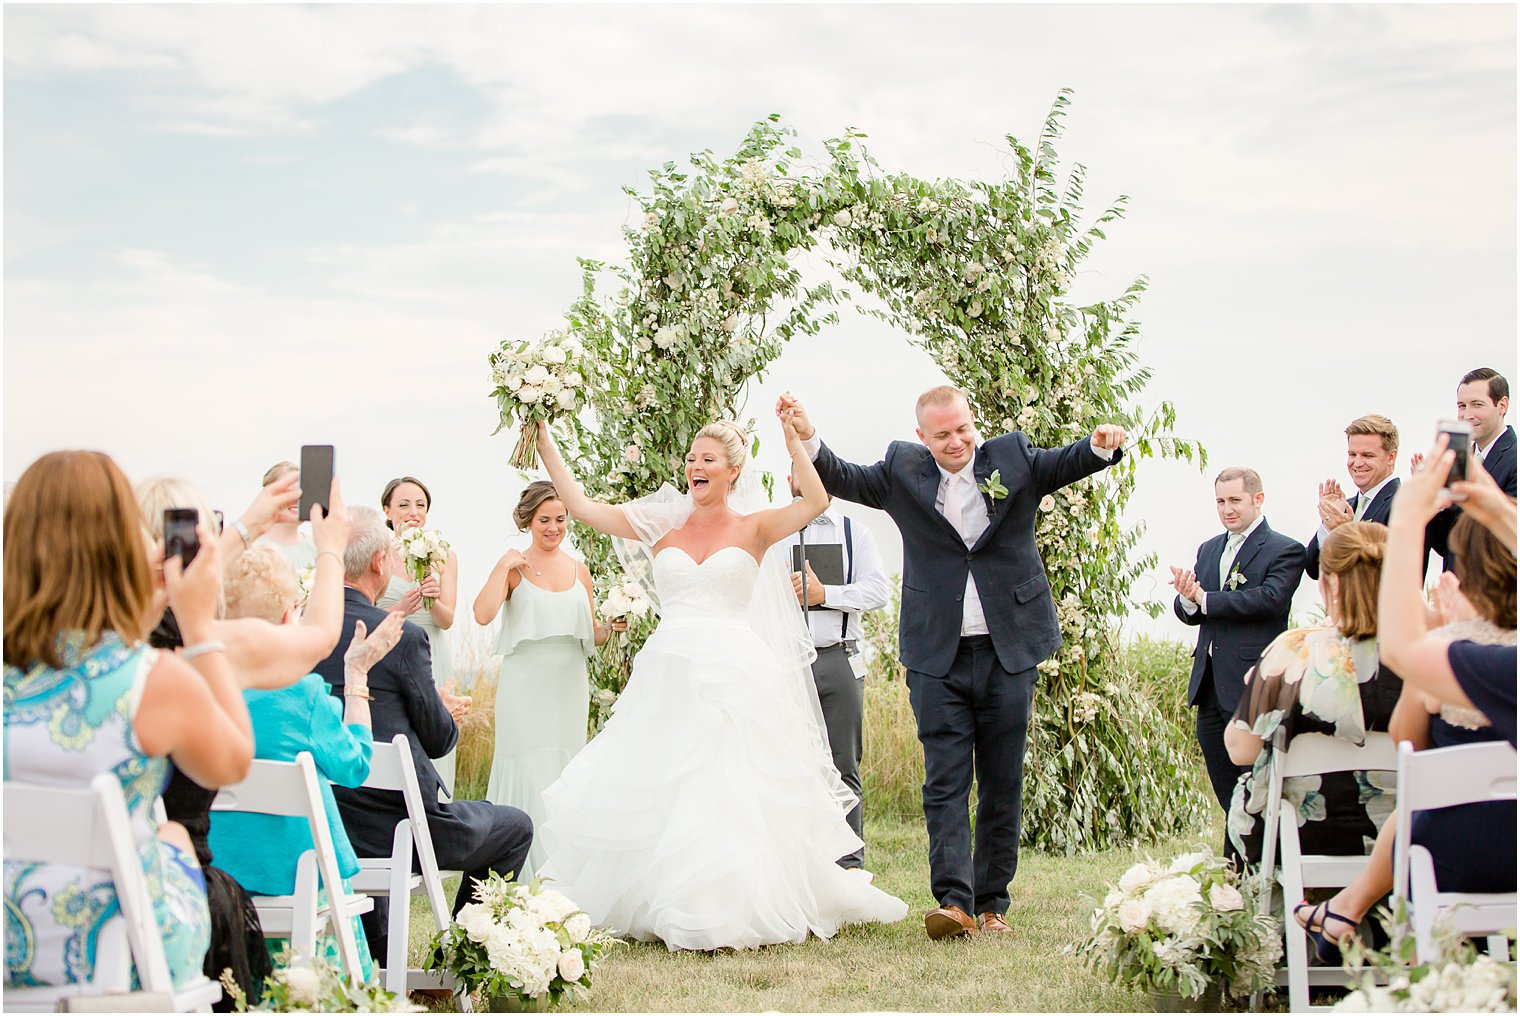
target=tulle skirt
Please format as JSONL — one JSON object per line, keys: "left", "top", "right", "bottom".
{"left": 538, "top": 618, "right": 907, "bottom": 951}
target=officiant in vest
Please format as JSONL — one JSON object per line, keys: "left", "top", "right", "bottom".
{"left": 783, "top": 475, "right": 893, "bottom": 874}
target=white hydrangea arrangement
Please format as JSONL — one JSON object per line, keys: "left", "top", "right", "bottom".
{"left": 599, "top": 574, "right": 652, "bottom": 624}
{"left": 1075, "top": 848, "right": 1281, "bottom": 1002}
{"left": 427, "top": 874, "right": 618, "bottom": 1009}
{"left": 221, "top": 947, "right": 418, "bottom": 1012}
{"left": 1334, "top": 905, "right": 1516, "bottom": 1013}
{"left": 489, "top": 328, "right": 592, "bottom": 469}
{"left": 395, "top": 526, "right": 450, "bottom": 609}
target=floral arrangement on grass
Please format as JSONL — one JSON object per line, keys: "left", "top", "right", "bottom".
{"left": 1334, "top": 905, "right": 1516, "bottom": 1012}
{"left": 1075, "top": 848, "right": 1281, "bottom": 1002}
{"left": 490, "top": 328, "right": 593, "bottom": 469}
{"left": 395, "top": 525, "right": 450, "bottom": 609}
{"left": 221, "top": 949, "right": 418, "bottom": 1012}
{"left": 427, "top": 874, "right": 618, "bottom": 1008}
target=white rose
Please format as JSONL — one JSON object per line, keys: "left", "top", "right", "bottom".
{"left": 1168, "top": 851, "right": 1208, "bottom": 875}
{"left": 457, "top": 903, "right": 497, "bottom": 944}
{"left": 542, "top": 375, "right": 563, "bottom": 396}
{"left": 518, "top": 385, "right": 543, "bottom": 404}
{"left": 1117, "top": 863, "right": 1152, "bottom": 894}
{"left": 719, "top": 196, "right": 740, "bottom": 215}
{"left": 1209, "top": 883, "right": 1244, "bottom": 913}
{"left": 624, "top": 444, "right": 641, "bottom": 463}
{"left": 540, "top": 344, "right": 567, "bottom": 365}
{"left": 1039, "top": 495, "right": 1056, "bottom": 512}
{"left": 968, "top": 299, "right": 983, "bottom": 318}
{"left": 556, "top": 948, "right": 586, "bottom": 982}
{"left": 653, "top": 326, "right": 677, "bottom": 350}
{"left": 833, "top": 209, "right": 852, "bottom": 228}
{"left": 281, "top": 965, "right": 323, "bottom": 1006}
{"left": 565, "top": 912, "right": 591, "bottom": 944}
{"left": 505, "top": 373, "right": 524, "bottom": 392}
{"left": 1115, "top": 899, "right": 1151, "bottom": 933}
{"left": 556, "top": 388, "right": 578, "bottom": 411}
{"left": 524, "top": 364, "right": 550, "bottom": 386}
{"left": 723, "top": 314, "right": 740, "bottom": 332}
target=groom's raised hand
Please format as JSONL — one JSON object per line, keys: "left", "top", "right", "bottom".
{"left": 776, "top": 392, "right": 816, "bottom": 441}
{"left": 1092, "top": 424, "right": 1126, "bottom": 451}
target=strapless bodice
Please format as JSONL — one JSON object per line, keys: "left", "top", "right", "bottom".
{"left": 653, "top": 546, "right": 759, "bottom": 625}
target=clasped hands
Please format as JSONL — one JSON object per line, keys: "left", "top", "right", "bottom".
{"left": 791, "top": 561, "right": 826, "bottom": 607}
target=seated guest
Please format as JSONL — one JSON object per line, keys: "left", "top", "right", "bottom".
{"left": 1294, "top": 510, "right": 1516, "bottom": 961}
{"left": 319, "top": 507, "right": 533, "bottom": 965}
{"left": 1223, "top": 522, "right": 1403, "bottom": 875}
{"left": 1381, "top": 444, "right": 1518, "bottom": 743}
{"left": 1425, "top": 368, "right": 1516, "bottom": 571}
{"left": 255, "top": 460, "right": 318, "bottom": 572}
{"left": 208, "top": 544, "right": 408, "bottom": 983}
{"left": 1306, "top": 414, "right": 1401, "bottom": 580}
{"left": 4, "top": 451, "right": 253, "bottom": 990}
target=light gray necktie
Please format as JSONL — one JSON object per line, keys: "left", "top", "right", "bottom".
{"left": 1353, "top": 493, "right": 1368, "bottom": 522}
{"left": 1220, "top": 531, "right": 1245, "bottom": 583}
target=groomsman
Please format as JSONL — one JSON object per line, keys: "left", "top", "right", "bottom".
{"left": 1425, "top": 368, "right": 1516, "bottom": 571}
{"left": 1305, "top": 414, "right": 1401, "bottom": 580}
{"left": 1171, "top": 467, "right": 1306, "bottom": 813}
{"left": 780, "top": 475, "right": 893, "bottom": 873}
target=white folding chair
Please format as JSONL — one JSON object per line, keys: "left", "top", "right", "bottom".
{"left": 3, "top": 774, "right": 222, "bottom": 1012}
{"left": 209, "top": 753, "right": 374, "bottom": 982}
{"left": 1392, "top": 739, "right": 1517, "bottom": 959}
{"left": 1257, "top": 731, "right": 1397, "bottom": 1013}
{"left": 348, "top": 734, "right": 468, "bottom": 1007}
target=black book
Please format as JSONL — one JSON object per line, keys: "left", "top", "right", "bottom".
{"left": 791, "top": 543, "right": 844, "bottom": 586}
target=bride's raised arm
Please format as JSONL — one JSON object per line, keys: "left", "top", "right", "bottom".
{"left": 753, "top": 406, "right": 829, "bottom": 549}
{"left": 534, "top": 420, "right": 638, "bottom": 540}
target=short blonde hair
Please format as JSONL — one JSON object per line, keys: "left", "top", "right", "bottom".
{"left": 136, "top": 477, "right": 218, "bottom": 543}
{"left": 262, "top": 460, "right": 298, "bottom": 487}
{"left": 1345, "top": 415, "right": 1399, "bottom": 455}
{"left": 915, "top": 385, "right": 970, "bottom": 423}
{"left": 223, "top": 544, "right": 297, "bottom": 624}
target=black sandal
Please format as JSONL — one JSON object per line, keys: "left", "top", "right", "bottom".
{"left": 1293, "top": 900, "right": 1356, "bottom": 965}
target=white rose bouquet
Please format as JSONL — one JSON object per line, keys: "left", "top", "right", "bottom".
{"left": 489, "top": 328, "right": 592, "bottom": 469}
{"left": 395, "top": 525, "right": 450, "bottom": 610}
{"left": 599, "top": 574, "right": 652, "bottom": 624}
{"left": 426, "top": 874, "right": 618, "bottom": 1009}
{"left": 1074, "top": 847, "right": 1280, "bottom": 1003}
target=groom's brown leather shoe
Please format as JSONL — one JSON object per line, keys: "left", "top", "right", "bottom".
{"left": 924, "top": 905, "right": 978, "bottom": 940}
{"left": 978, "top": 912, "right": 1013, "bottom": 935}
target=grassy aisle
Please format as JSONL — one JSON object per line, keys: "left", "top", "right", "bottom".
{"left": 411, "top": 818, "right": 1222, "bottom": 1012}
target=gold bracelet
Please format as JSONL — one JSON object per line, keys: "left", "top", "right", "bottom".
{"left": 344, "top": 686, "right": 372, "bottom": 700}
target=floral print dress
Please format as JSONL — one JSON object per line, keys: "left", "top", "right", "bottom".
{"left": 1225, "top": 626, "right": 1403, "bottom": 866}
{"left": 4, "top": 635, "right": 211, "bottom": 988}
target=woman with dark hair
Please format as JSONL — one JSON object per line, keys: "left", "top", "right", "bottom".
{"left": 1222, "top": 522, "right": 1404, "bottom": 873}
{"left": 377, "top": 475, "right": 461, "bottom": 793}
{"left": 4, "top": 451, "right": 252, "bottom": 990}
{"left": 472, "top": 480, "right": 620, "bottom": 878}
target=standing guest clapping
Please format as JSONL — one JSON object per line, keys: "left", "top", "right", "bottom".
{"left": 1306, "top": 415, "right": 1401, "bottom": 580}
{"left": 473, "top": 481, "right": 622, "bottom": 879}
{"left": 377, "top": 476, "right": 461, "bottom": 794}
{"left": 1170, "top": 467, "right": 1306, "bottom": 817}
{"left": 255, "top": 460, "right": 316, "bottom": 572}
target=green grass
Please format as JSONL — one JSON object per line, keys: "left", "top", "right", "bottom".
{"left": 407, "top": 816, "right": 1229, "bottom": 1012}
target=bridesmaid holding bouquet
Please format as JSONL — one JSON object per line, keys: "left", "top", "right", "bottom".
{"left": 473, "top": 480, "right": 620, "bottom": 878}
{"left": 377, "top": 475, "right": 462, "bottom": 793}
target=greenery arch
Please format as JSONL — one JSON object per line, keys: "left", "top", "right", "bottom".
{"left": 511, "top": 91, "right": 1210, "bottom": 852}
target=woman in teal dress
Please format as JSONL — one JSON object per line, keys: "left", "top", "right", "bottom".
{"left": 207, "top": 544, "right": 407, "bottom": 983}
{"left": 472, "top": 481, "right": 619, "bottom": 878}
{"left": 4, "top": 451, "right": 256, "bottom": 990}
{"left": 377, "top": 475, "right": 461, "bottom": 794}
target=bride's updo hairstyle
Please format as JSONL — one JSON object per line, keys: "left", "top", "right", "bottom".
{"left": 514, "top": 480, "right": 562, "bottom": 531}
{"left": 1319, "top": 521, "right": 1387, "bottom": 641}
{"left": 693, "top": 420, "right": 750, "bottom": 482}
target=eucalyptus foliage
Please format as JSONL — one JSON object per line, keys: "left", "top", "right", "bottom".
{"left": 527, "top": 91, "right": 1209, "bottom": 851}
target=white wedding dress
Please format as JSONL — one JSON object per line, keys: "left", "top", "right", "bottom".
{"left": 538, "top": 544, "right": 908, "bottom": 951}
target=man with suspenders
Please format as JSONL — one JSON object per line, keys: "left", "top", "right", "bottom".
{"left": 784, "top": 474, "right": 893, "bottom": 875}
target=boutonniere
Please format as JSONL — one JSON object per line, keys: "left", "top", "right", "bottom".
{"left": 978, "top": 469, "right": 1008, "bottom": 503}
{"left": 1226, "top": 565, "right": 1248, "bottom": 590}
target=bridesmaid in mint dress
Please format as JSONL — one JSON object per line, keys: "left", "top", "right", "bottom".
{"left": 377, "top": 475, "right": 462, "bottom": 794}
{"left": 473, "top": 481, "right": 620, "bottom": 878}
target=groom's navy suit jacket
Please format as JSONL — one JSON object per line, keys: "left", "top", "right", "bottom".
{"left": 1175, "top": 520, "right": 1306, "bottom": 715}
{"left": 813, "top": 433, "right": 1120, "bottom": 678}
{"left": 1304, "top": 478, "right": 1399, "bottom": 581}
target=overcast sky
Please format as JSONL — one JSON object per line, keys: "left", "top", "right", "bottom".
{"left": 5, "top": 3, "right": 1515, "bottom": 654}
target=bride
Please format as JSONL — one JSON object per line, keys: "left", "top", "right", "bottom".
{"left": 531, "top": 407, "right": 907, "bottom": 951}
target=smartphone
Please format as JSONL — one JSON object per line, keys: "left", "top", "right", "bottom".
{"left": 1437, "top": 420, "right": 1472, "bottom": 488}
{"left": 164, "top": 508, "right": 200, "bottom": 567}
{"left": 298, "top": 445, "right": 335, "bottom": 521}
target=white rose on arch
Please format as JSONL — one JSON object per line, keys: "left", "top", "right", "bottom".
{"left": 524, "top": 364, "right": 550, "bottom": 386}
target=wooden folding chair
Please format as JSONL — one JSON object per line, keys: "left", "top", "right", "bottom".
{"left": 1393, "top": 739, "right": 1517, "bottom": 959}
{"left": 1257, "top": 731, "right": 1397, "bottom": 1013}
{"left": 4, "top": 774, "right": 222, "bottom": 1012}
{"left": 347, "top": 734, "right": 469, "bottom": 1008}
{"left": 209, "top": 753, "right": 374, "bottom": 982}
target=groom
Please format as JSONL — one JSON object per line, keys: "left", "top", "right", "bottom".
{"left": 780, "top": 386, "right": 1125, "bottom": 940}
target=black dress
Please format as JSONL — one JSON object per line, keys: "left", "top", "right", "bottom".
{"left": 150, "top": 611, "right": 271, "bottom": 1010}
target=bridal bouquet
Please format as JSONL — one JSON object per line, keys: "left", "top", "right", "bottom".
{"left": 395, "top": 526, "right": 449, "bottom": 609}
{"left": 489, "top": 328, "right": 592, "bottom": 469}
{"left": 426, "top": 875, "right": 617, "bottom": 1009}
{"left": 1075, "top": 848, "right": 1280, "bottom": 1003}
{"left": 599, "top": 574, "right": 652, "bottom": 623}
